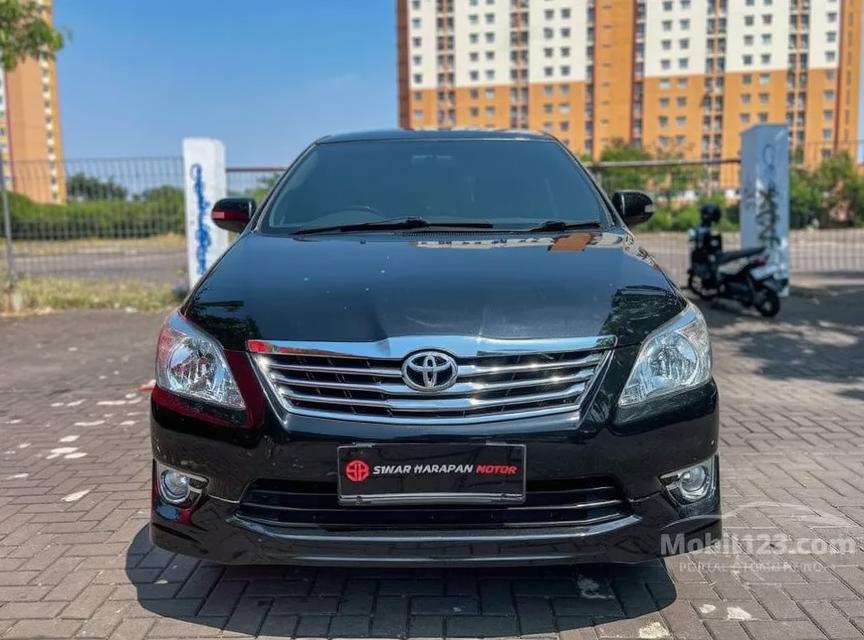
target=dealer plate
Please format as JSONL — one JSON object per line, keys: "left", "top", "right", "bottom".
{"left": 337, "top": 443, "right": 526, "bottom": 506}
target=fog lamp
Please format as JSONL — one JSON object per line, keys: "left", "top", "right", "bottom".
{"left": 160, "top": 469, "right": 191, "bottom": 504}
{"left": 155, "top": 461, "right": 206, "bottom": 506}
{"left": 662, "top": 457, "right": 716, "bottom": 504}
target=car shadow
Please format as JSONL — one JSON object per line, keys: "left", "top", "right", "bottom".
{"left": 127, "top": 525, "right": 677, "bottom": 638}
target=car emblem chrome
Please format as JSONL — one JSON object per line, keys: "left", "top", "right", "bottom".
{"left": 401, "top": 350, "right": 458, "bottom": 392}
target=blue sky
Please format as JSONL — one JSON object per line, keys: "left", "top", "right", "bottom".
{"left": 52, "top": 2, "right": 864, "bottom": 164}
{"left": 53, "top": 1, "right": 398, "bottom": 165}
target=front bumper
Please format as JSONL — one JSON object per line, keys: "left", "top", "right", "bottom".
{"left": 150, "top": 371, "right": 721, "bottom": 566}
{"left": 152, "top": 490, "right": 720, "bottom": 566}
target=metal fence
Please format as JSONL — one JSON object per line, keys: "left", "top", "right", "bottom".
{"left": 1, "top": 157, "right": 186, "bottom": 286}
{"left": 589, "top": 156, "right": 864, "bottom": 284}
{"left": 1, "top": 154, "right": 863, "bottom": 296}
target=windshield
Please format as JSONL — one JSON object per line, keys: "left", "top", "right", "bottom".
{"left": 261, "top": 139, "right": 609, "bottom": 233}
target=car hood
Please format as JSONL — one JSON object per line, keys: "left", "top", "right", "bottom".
{"left": 184, "top": 231, "right": 685, "bottom": 351}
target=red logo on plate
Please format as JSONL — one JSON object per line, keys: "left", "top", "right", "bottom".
{"left": 345, "top": 459, "right": 370, "bottom": 482}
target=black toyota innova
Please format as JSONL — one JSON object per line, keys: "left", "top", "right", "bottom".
{"left": 150, "top": 130, "right": 720, "bottom": 566}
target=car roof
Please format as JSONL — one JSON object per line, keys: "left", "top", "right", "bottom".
{"left": 316, "top": 129, "right": 555, "bottom": 144}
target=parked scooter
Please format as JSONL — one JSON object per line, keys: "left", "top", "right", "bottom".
{"left": 687, "top": 204, "right": 783, "bottom": 317}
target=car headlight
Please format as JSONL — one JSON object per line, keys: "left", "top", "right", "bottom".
{"left": 619, "top": 301, "right": 712, "bottom": 406}
{"left": 156, "top": 312, "right": 245, "bottom": 410}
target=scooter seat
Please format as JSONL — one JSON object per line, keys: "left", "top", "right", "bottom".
{"left": 718, "top": 247, "right": 764, "bottom": 264}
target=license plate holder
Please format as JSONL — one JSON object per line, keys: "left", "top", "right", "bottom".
{"left": 337, "top": 443, "right": 526, "bottom": 506}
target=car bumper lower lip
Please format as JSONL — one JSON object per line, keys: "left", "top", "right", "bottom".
{"left": 150, "top": 490, "right": 721, "bottom": 567}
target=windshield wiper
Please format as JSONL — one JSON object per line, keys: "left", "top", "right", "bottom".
{"left": 525, "top": 219, "right": 602, "bottom": 232}
{"left": 293, "top": 217, "right": 495, "bottom": 235}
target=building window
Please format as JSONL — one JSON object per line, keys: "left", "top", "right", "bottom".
{"left": 740, "top": 113, "right": 751, "bottom": 123}
{"left": 659, "top": 116, "right": 669, "bottom": 127}
{"left": 544, "top": 47, "right": 554, "bottom": 58}
{"left": 744, "top": 34, "right": 753, "bottom": 45}
{"left": 544, "top": 67, "right": 553, "bottom": 77}
{"left": 662, "top": 20, "right": 672, "bottom": 31}
{"left": 543, "top": 85, "right": 554, "bottom": 96}
{"left": 827, "top": 31, "right": 837, "bottom": 43}
{"left": 678, "top": 58, "right": 689, "bottom": 70}
{"left": 411, "top": 18, "right": 421, "bottom": 29}
{"left": 759, "top": 73, "right": 769, "bottom": 85}
{"left": 762, "top": 14, "right": 772, "bottom": 25}
{"left": 758, "top": 112, "right": 768, "bottom": 122}
{"left": 676, "top": 116, "right": 686, "bottom": 126}
{"left": 413, "top": 110, "right": 423, "bottom": 120}
{"left": 676, "top": 96, "right": 686, "bottom": 107}
{"left": 660, "top": 97, "right": 670, "bottom": 107}
{"left": 743, "top": 55, "right": 753, "bottom": 66}
{"left": 759, "top": 93, "right": 769, "bottom": 104}
{"left": 485, "top": 87, "right": 495, "bottom": 98}
{"left": 743, "top": 74, "right": 752, "bottom": 84}
{"left": 413, "top": 74, "right": 422, "bottom": 84}
{"left": 761, "top": 54, "right": 771, "bottom": 64}
{"left": 662, "top": 39, "right": 671, "bottom": 51}
{"left": 744, "top": 15, "right": 754, "bottom": 26}
{"left": 679, "top": 19, "right": 690, "bottom": 30}
{"left": 660, "top": 79, "right": 671, "bottom": 89}
{"left": 742, "top": 94, "right": 751, "bottom": 104}
{"left": 679, "top": 38, "right": 689, "bottom": 50}
{"left": 661, "top": 59, "right": 671, "bottom": 70}
{"left": 677, "top": 77, "right": 688, "bottom": 88}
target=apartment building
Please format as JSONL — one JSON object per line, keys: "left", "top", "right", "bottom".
{"left": 397, "top": 0, "right": 862, "bottom": 166}
{"left": 0, "top": 0, "right": 65, "bottom": 203}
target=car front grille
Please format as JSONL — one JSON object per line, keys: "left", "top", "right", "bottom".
{"left": 249, "top": 335, "right": 613, "bottom": 424}
{"left": 235, "top": 477, "right": 630, "bottom": 531}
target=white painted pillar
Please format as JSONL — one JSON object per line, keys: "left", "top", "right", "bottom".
{"left": 740, "top": 125, "right": 790, "bottom": 295}
{"left": 182, "top": 138, "right": 229, "bottom": 289}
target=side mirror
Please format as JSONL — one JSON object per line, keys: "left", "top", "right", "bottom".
{"left": 211, "top": 197, "right": 255, "bottom": 233}
{"left": 611, "top": 190, "right": 654, "bottom": 227}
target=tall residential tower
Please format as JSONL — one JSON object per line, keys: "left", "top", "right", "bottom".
{"left": 0, "top": 0, "right": 65, "bottom": 203}
{"left": 397, "top": 0, "right": 862, "bottom": 166}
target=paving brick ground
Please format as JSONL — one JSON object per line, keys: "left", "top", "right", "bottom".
{"left": 1, "top": 282, "right": 863, "bottom": 639}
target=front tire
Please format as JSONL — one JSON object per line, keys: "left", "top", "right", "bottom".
{"left": 755, "top": 287, "right": 780, "bottom": 317}
{"left": 687, "top": 273, "right": 716, "bottom": 300}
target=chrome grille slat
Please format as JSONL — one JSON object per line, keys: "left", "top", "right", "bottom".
{"left": 458, "top": 353, "right": 604, "bottom": 376}
{"left": 270, "top": 368, "right": 596, "bottom": 396}
{"left": 278, "top": 382, "right": 588, "bottom": 412}
{"left": 251, "top": 335, "right": 613, "bottom": 424}
{"left": 265, "top": 362, "right": 403, "bottom": 377}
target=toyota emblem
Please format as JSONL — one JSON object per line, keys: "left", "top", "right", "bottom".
{"left": 401, "top": 350, "right": 458, "bottom": 392}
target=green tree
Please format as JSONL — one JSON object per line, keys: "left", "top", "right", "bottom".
{"left": 0, "top": 0, "right": 64, "bottom": 71}
{"left": 67, "top": 173, "right": 128, "bottom": 201}
{"left": 597, "top": 138, "right": 653, "bottom": 193}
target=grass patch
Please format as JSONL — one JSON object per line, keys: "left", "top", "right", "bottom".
{"left": 3, "top": 274, "right": 183, "bottom": 313}
{"left": 10, "top": 233, "right": 186, "bottom": 257}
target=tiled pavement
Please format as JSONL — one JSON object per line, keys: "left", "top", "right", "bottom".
{"left": 1, "top": 282, "right": 863, "bottom": 639}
